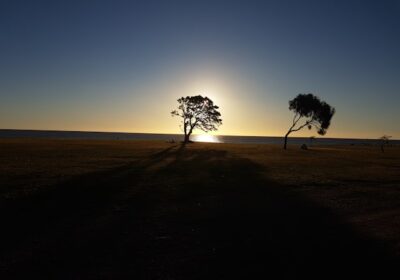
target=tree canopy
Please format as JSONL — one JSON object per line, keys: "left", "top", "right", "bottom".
{"left": 171, "top": 95, "right": 222, "bottom": 143}
{"left": 284, "top": 93, "right": 335, "bottom": 149}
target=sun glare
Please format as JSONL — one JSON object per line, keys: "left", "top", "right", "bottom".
{"left": 192, "top": 134, "right": 220, "bottom": 143}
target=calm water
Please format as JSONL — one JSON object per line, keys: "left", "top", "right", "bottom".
{"left": 1, "top": 129, "right": 397, "bottom": 146}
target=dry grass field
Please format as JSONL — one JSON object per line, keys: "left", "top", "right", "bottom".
{"left": 0, "top": 139, "right": 399, "bottom": 278}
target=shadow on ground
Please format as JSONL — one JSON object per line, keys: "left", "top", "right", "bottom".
{"left": 0, "top": 144, "right": 398, "bottom": 279}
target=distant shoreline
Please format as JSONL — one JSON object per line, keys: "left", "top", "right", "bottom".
{"left": 0, "top": 128, "right": 396, "bottom": 141}
{"left": 0, "top": 129, "right": 398, "bottom": 146}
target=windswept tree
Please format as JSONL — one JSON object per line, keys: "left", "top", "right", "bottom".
{"left": 379, "top": 135, "right": 391, "bottom": 153}
{"left": 171, "top": 95, "right": 222, "bottom": 143}
{"left": 284, "top": 93, "right": 335, "bottom": 149}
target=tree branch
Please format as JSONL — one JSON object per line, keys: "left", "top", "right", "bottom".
{"left": 292, "top": 113, "right": 300, "bottom": 125}
{"left": 290, "top": 120, "right": 313, "bottom": 133}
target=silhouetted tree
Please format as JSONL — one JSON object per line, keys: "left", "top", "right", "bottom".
{"left": 171, "top": 95, "right": 222, "bottom": 143}
{"left": 379, "top": 135, "right": 391, "bottom": 153}
{"left": 284, "top": 93, "right": 335, "bottom": 149}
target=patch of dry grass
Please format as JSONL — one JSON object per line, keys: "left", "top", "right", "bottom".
{"left": 0, "top": 139, "right": 167, "bottom": 198}
{"left": 0, "top": 139, "right": 399, "bottom": 277}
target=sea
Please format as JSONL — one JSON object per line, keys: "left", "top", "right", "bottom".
{"left": 0, "top": 129, "right": 398, "bottom": 146}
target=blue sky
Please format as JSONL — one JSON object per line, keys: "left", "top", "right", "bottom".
{"left": 1, "top": 0, "right": 399, "bottom": 138}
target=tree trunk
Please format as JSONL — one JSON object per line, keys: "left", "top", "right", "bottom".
{"left": 184, "top": 133, "right": 190, "bottom": 143}
{"left": 184, "top": 126, "right": 194, "bottom": 144}
{"left": 183, "top": 121, "right": 190, "bottom": 143}
{"left": 283, "top": 131, "right": 291, "bottom": 150}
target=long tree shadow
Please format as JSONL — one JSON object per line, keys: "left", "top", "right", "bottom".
{"left": 0, "top": 145, "right": 398, "bottom": 279}
{"left": 133, "top": 147, "right": 399, "bottom": 279}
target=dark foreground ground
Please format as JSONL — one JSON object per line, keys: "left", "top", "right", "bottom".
{"left": 0, "top": 139, "right": 399, "bottom": 279}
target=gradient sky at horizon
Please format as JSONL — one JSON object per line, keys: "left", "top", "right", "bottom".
{"left": 1, "top": 0, "right": 399, "bottom": 138}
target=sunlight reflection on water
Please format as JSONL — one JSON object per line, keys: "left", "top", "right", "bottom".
{"left": 191, "top": 134, "right": 221, "bottom": 143}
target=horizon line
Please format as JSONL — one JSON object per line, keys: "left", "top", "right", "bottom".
{"left": 0, "top": 128, "right": 398, "bottom": 141}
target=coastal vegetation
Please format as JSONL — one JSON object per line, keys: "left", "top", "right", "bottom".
{"left": 284, "top": 93, "right": 335, "bottom": 149}
{"left": 171, "top": 95, "right": 222, "bottom": 143}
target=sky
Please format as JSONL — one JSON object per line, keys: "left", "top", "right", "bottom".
{"left": 1, "top": 0, "right": 399, "bottom": 139}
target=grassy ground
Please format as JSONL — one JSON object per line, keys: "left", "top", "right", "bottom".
{"left": 0, "top": 139, "right": 399, "bottom": 278}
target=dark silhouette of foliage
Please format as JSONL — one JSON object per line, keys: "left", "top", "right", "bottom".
{"left": 379, "top": 135, "right": 391, "bottom": 153}
{"left": 284, "top": 93, "right": 335, "bottom": 149}
{"left": 171, "top": 95, "right": 222, "bottom": 143}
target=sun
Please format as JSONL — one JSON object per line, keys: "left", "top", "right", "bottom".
{"left": 192, "top": 134, "right": 220, "bottom": 143}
